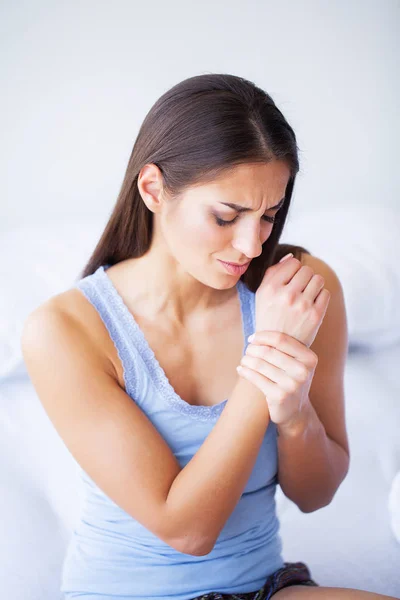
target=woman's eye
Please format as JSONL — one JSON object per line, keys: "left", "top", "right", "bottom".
{"left": 214, "top": 214, "right": 276, "bottom": 227}
{"left": 214, "top": 215, "right": 238, "bottom": 226}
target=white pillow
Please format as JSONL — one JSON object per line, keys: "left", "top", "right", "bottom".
{"left": 0, "top": 378, "right": 84, "bottom": 600}
{"left": 280, "top": 204, "right": 400, "bottom": 351}
{"left": 0, "top": 219, "right": 105, "bottom": 381}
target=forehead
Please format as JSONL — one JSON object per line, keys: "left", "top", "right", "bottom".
{"left": 218, "top": 160, "right": 289, "bottom": 187}
{"left": 192, "top": 161, "right": 291, "bottom": 209}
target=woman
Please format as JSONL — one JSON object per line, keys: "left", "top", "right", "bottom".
{"left": 21, "top": 73, "right": 397, "bottom": 599}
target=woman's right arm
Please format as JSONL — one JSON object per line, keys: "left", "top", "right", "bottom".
{"left": 21, "top": 304, "right": 270, "bottom": 558}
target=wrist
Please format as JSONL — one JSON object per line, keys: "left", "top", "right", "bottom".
{"left": 234, "top": 376, "right": 270, "bottom": 420}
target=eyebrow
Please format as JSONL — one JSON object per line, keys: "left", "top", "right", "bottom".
{"left": 219, "top": 197, "right": 285, "bottom": 213}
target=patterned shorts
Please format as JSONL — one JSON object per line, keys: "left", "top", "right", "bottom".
{"left": 190, "top": 561, "right": 319, "bottom": 599}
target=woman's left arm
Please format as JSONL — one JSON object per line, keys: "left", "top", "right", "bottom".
{"left": 240, "top": 254, "right": 350, "bottom": 513}
{"left": 276, "top": 253, "right": 350, "bottom": 512}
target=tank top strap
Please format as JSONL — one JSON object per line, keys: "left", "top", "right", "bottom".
{"left": 73, "top": 264, "right": 144, "bottom": 401}
{"left": 237, "top": 278, "right": 256, "bottom": 342}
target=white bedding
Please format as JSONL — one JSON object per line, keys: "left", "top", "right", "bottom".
{"left": 1, "top": 343, "right": 400, "bottom": 599}
{"left": 278, "top": 344, "right": 400, "bottom": 595}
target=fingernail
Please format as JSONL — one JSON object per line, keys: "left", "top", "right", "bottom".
{"left": 279, "top": 252, "right": 293, "bottom": 263}
{"left": 248, "top": 334, "right": 255, "bottom": 342}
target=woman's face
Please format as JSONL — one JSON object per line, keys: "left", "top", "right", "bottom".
{"left": 142, "top": 160, "right": 291, "bottom": 290}
{"left": 138, "top": 160, "right": 290, "bottom": 289}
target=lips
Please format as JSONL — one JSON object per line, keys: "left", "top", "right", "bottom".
{"left": 218, "top": 259, "right": 251, "bottom": 276}
{"left": 221, "top": 260, "right": 250, "bottom": 266}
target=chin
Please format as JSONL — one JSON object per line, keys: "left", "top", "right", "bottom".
{"left": 191, "top": 269, "right": 236, "bottom": 291}
{"left": 210, "top": 274, "right": 239, "bottom": 291}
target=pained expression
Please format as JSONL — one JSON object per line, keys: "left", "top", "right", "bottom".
{"left": 161, "top": 161, "right": 291, "bottom": 288}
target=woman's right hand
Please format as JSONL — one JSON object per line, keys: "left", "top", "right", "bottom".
{"left": 254, "top": 253, "right": 331, "bottom": 348}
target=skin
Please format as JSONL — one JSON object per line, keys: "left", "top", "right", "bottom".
{"left": 84, "top": 160, "right": 289, "bottom": 406}
{"left": 127, "top": 164, "right": 398, "bottom": 598}
{"left": 122, "top": 160, "right": 291, "bottom": 327}
{"left": 35, "top": 162, "right": 396, "bottom": 597}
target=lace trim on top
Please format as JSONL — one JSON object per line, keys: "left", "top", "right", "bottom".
{"left": 75, "top": 264, "right": 255, "bottom": 422}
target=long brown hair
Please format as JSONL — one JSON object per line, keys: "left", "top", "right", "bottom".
{"left": 79, "top": 73, "right": 310, "bottom": 292}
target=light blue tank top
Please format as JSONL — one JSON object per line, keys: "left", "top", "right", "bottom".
{"left": 61, "top": 264, "right": 284, "bottom": 600}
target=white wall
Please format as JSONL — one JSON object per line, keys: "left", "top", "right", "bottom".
{"left": 1, "top": 0, "right": 399, "bottom": 234}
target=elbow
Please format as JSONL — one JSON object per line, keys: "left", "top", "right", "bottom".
{"left": 299, "top": 497, "right": 332, "bottom": 514}
{"left": 162, "top": 505, "right": 215, "bottom": 556}
{"left": 298, "top": 485, "right": 343, "bottom": 514}
{"left": 300, "top": 457, "right": 350, "bottom": 514}
{"left": 174, "top": 535, "right": 215, "bottom": 556}
{"left": 189, "top": 542, "right": 215, "bottom": 556}
{"left": 284, "top": 490, "right": 331, "bottom": 514}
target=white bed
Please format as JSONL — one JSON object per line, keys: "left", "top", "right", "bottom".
{"left": 1, "top": 214, "right": 399, "bottom": 599}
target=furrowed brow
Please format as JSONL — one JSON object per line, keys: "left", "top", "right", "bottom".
{"left": 219, "top": 197, "right": 285, "bottom": 213}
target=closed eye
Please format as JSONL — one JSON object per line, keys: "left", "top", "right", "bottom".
{"left": 214, "top": 214, "right": 276, "bottom": 227}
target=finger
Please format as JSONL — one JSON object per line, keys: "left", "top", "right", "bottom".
{"left": 240, "top": 355, "right": 302, "bottom": 395}
{"left": 286, "top": 264, "right": 315, "bottom": 293}
{"left": 303, "top": 273, "right": 325, "bottom": 301}
{"left": 241, "top": 354, "right": 285, "bottom": 385}
{"left": 267, "top": 256, "right": 303, "bottom": 285}
{"left": 248, "top": 330, "right": 311, "bottom": 364}
{"left": 314, "top": 287, "right": 331, "bottom": 315}
{"left": 236, "top": 364, "right": 277, "bottom": 398}
{"left": 245, "top": 344, "right": 308, "bottom": 382}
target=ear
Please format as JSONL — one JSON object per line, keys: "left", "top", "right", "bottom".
{"left": 137, "top": 163, "right": 166, "bottom": 214}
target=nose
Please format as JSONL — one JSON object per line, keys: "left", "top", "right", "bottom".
{"left": 231, "top": 223, "right": 263, "bottom": 260}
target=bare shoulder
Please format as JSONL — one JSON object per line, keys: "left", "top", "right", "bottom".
{"left": 298, "top": 250, "right": 348, "bottom": 365}
{"left": 298, "top": 251, "right": 348, "bottom": 361}
{"left": 22, "top": 288, "right": 118, "bottom": 382}
{"left": 298, "top": 251, "right": 349, "bottom": 458}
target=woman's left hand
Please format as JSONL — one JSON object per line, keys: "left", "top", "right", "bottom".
{"left": 237, "top": 330, "right": 318, "bottom": 433}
